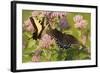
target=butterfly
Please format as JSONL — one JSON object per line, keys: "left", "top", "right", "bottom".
{"left": 48, "top": 29, "right": 86, "bottom": 49}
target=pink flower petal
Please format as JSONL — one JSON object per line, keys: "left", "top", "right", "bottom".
{"left": 73, "top": 15, "right": 83, "bottom": 23}
{"left": 32, "top": 55, "right": 40, "bottom": 62}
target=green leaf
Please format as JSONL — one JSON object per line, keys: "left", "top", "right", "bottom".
{"left": 22, "top": 54, "right": 32, "bottom": 63}
{"left": 27, "top": 40, "right": 36, "bottom": 48}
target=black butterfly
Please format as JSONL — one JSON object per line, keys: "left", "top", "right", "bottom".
{"left": 48, "top": 29, "right": 85, "bottom": 49}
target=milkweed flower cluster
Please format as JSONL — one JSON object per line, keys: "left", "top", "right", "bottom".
{"left": 39, "top": 34, "right": 54, "bottom": 49}
{"left": 32, "top": 49, "right": 42, "bottom": 62}
{"left": 43, "top": 11, "right": 69, "bottom": 29}
{"left": 32, "top": 55, "right": 40, "bottom": 62}
{"left": 73, "top": 15, "right": 88, "bottom": 29}
{"left": 43, "top": 11, "right": 67, "bottom": 18}
{"left": 23, "top": 19, "right": 35, "bottom": 33}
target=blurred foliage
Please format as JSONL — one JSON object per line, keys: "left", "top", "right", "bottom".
{"left": 22, "top": 10, "right": 91, "bottom": 63}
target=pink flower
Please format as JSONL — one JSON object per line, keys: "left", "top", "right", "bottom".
{"left": 73, "top": 15, "right": 83, "bottom": 23}
{"left": 49, "top": 12, "right": 67, "bottom": 19}
{"left": 44, "top": 11, "right": 67, "bottom": 19}
{"left": 23, "top": 19, "right": 35, "bottom": 33}
{"left": 73, "top": 15, "right": 88, "bottom": 29}
{"left": 39, "top": 34, "right": 54, "bottom": 49}
{"left": 32, "top": 55, "right": 40, "bottom": 62}
{"left": 74, "top": 20, "right": 88, "bottom": 29}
